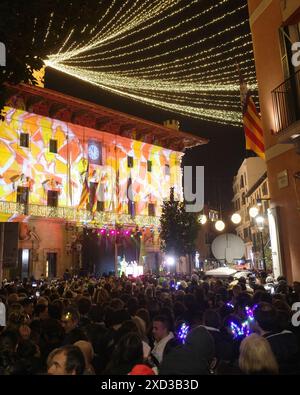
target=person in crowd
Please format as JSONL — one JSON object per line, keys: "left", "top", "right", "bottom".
{"left": 239, "top": 334, "right": 278, "bottom": 375}
{"left": 202, "top": 309, "right": 234, "bottom": 363}
{"left": 104, "top": 333, "right": 154, "bottom": 375}
{"left": 76, "top": 296, "right": 92, "bottom": 329}
{"left": 47, "top": 345, "right": 85, "bottom": 375}
{"left": 61, "top": 307, "right": 87, "bottom": 345}
{"left": 1, "top": 270, "right": 300, "bottom": 376}
{"left": 159, "top": 326, "right": 215, "bottom": 375}
{"left": 253, "top": 302, "right": 300, "bottom": 374}
{"left": 63, "top": 269, "right": 71, "bottom": 282}
{"left": 151, "top": 315, "right": 175, "bottom": 365}
{"left": 21, "top": 298, "right": 34, "bottom": 320}
{"left": 74, "top": 340, "right": 95, "bottom": 375}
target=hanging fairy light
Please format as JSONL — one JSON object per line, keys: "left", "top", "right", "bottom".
{"left": 35, "top": 0, "right": 257, "bottom": 127}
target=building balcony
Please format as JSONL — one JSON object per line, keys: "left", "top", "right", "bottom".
{"left": 0, "top": 201, "right": 160, "bottom": 228}
{"left": 272, "top": 69, "right": 300, "bottom": 143}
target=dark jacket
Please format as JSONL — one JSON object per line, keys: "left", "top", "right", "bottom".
{"left": 159, "top": 326, "right": 215, "bottom": 375}
{"left": 263, "top": 330, "right": 300, "bottom": 374}
{"left": 202, "top": 326, "right": 234, "bottom": 362}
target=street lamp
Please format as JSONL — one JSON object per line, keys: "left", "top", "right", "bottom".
{"left": 249, "top": 206, "right": 259, "bottom": 218}
{"left": 215, "top": 220, "right": 225, "bottom": 231}
{"left": 198, "top": 214, "right": 207, "bottom": 225}
{"left": 231, "top": 213, "right": 242, "bottom": 224}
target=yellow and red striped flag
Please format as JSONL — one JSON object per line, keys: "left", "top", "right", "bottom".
{"left": 239, "top": 67, "right": 265, "bottom": 160}
{"left": 78, "top": 163, "right": 89, "bottom": 210}
{"left": 91, "top": 181, "right": 100, "bottom": 215}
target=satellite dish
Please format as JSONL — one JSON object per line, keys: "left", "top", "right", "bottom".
{"left": 211, "top": 233, "right": 245, "bottom": 263}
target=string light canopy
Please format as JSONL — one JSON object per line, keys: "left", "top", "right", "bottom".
{"left": 41, "top": 0, "right": 257, "bottom": 127}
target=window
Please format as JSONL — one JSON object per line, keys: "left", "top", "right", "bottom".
{"left": 240, "top": 175, "right": 244, "bottom": 188}
{"left": 89, "top": 182, "right": 98, "bottom": 211}
{"left": 127, "top": 156, "right": 134, "bottom": 168}
{"left": 243, "top": 227, "right": 249, "bottom": 240}
{"left": 148, "top": 203, "right": 155, "bottom": 217}
{"left": 262, "top": 182, "right": 268, "bottom": 196}
{"left": 49, "top": 139, "right": 58, "bottom": 154}
{"left": 147, "top": 160, "right": 152, "bottom": 172}
{"left": 16, "top": 186, "right": 29, "bottom": 204}
{"left": 97, "top": 201, "right": 104, "bottom": 212}
{"left": 263, "top": 201, "right": 269, "bottom": 213}
{"left": 47, "top": 190, "right": 58, "bottom": 207}
{"left": 242, "top": 193, "right": 246, "bottom": 206}
{"left": 165, "top": 164, "right": 170, "bottom": 176}
{"left": 20, "top": 133, "right": 29, "bottom": 148}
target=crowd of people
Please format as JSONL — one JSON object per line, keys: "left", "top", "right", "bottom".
{"left": 0, "top": 269, "right": 300, "bottom": 375}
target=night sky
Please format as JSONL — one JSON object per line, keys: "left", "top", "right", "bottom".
{"left": 44, "top": 0, "right": 255, "bottom": 215}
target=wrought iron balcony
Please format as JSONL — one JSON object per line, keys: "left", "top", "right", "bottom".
{"left": 272, "top": 69, "right": 300, "bottom": 133}
{"left": 0, "top": 201, "right": 160, "bottom": 227}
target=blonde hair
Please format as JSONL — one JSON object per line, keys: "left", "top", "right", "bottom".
{"left": 239, "top": 334, "right": 279, "bottom": 374}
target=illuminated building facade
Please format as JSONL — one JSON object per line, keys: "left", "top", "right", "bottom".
{"left": 0, "top": 84, "right": 207, "bottom": 279}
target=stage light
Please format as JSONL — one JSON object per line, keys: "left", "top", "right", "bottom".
{"left": 166, "top": 256, "right": 175, "bottom": 265}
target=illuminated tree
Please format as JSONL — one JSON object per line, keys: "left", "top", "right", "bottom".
{"left": 160, "top": 187, "right": 200, "bottom": 270}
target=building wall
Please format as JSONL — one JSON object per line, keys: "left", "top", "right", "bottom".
{"left": 232, "top": 158, "right": 268, "bottom": 264}
{"left": 248, "top": 0, "right": 300, "bottom": 281}
{"left": 0, "top": 104, "right": 184, "bottom": 278}
{"left": 19, "top": 218, "right": 72, "bottom": 279}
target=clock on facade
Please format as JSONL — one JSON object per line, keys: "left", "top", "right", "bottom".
{"left": 88, "top": 143, "right": 100, "bottom": 162}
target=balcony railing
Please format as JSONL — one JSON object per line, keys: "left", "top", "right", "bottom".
{"left": 0, "top": 201, "right": 160, "bottom": 227}
{"left": 272, "top": 69, "right": 300, "bottom": 133}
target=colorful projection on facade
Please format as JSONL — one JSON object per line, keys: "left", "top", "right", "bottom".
{"left": 0, "top": 106, "right": 183, "bottom": 220}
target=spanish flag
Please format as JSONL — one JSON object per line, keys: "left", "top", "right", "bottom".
{"left": 78, "top": 163, "right": 89, "bottom": 210}
{"left": 239, "top": 67, "right": 265, "bottom": 160}
{"left": 91, "top": 181, "right": 100, "bottom": 215}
